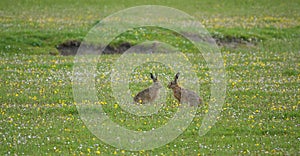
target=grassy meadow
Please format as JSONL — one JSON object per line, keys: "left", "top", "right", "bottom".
{"left": 0, "top": 0, "right": 299, "bottom": 155}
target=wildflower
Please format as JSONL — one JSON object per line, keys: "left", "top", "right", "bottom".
{"left": 114, "top": 104, "right": 118, "bottom": 109}
{"left": 248, "top": 115, "right": 254, "bottom": 119}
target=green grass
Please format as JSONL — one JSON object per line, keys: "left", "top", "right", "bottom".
{"left": 1, "top": 0, "right": 299, "bottom": 155}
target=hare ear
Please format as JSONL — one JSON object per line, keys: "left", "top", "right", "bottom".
{"left": 150, "top": 73, "right": 156, "bottom": 81}
{"left": 174, "top": 72, "right": 180, "bottom": 83}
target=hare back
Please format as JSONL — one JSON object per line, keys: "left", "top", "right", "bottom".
{"left": 179, "top": 89, "right": 202, "bottom": 106}
{"left": 134, "top": 87, "right": 160, "bottom": 103}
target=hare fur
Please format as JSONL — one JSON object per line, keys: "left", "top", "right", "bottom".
{"left": 134, "top": 73, "right": 162, "bottom": 104}
{"left": 168, "top": 72, "right": 202, "bottom": 106}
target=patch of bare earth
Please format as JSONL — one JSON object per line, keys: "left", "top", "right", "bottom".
{"left": 55, "top": 36, "right": 256, "bottom": 56}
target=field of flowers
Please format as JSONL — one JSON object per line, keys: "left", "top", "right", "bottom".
{"left": 1, "top": 0, "right": 299, "bottom": 155}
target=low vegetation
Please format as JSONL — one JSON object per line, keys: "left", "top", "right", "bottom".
{"left": 0, "top": 0, "right": 299, "bottom": 155}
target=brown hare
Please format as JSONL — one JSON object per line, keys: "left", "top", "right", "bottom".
{"left": 134, "top": 73, "right": 162, "bottom": 104}
{"left": 168, "top": 72, "right": 202, "bottom": 106}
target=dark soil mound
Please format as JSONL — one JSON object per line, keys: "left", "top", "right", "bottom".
{"left": 56, "top": 40, "right": 81, "bottom": 56}
{"left": 55, "top": 40, "right": 132, "bottom": 56}
{"left": 55, "top": 35, "right": 256, "bottom": 56}
{"left": 214, "top": 36, "right": 256, "bottom": 48}
{"left": 103, "top": 42, "right": 131, "bottom": 54}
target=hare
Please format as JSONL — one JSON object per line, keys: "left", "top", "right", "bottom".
{"left": 134, "top": 73, "right": 162, "bottom": 104}
{"left": 168, "top": 72, "right": 202, "bottom": 106}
